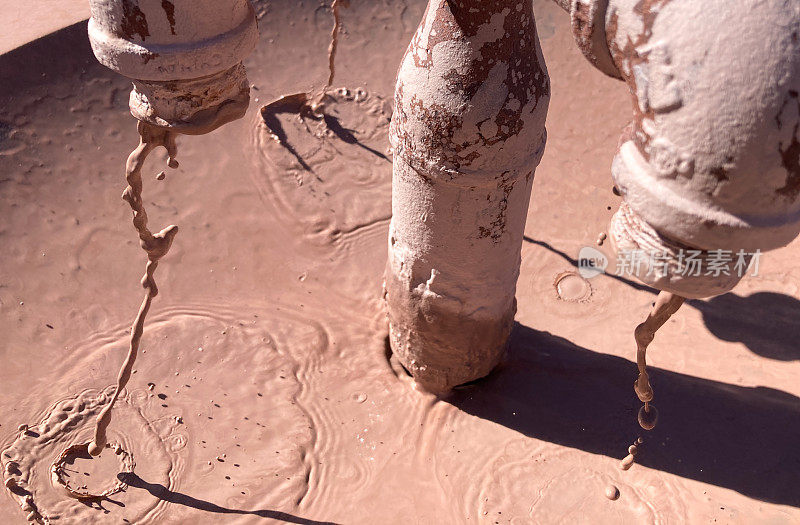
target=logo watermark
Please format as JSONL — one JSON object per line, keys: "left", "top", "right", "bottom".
{"left": 577, "top": 247, "right": 762, "bottom": 279}
{"left": 577, "top": 246, "right": 608, "bottom": 279}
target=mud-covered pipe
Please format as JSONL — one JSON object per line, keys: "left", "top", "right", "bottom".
{"left": 88, "top": 0, "right": 258, "bottom": 134}
{"left": 386, "top": 0, "right": 550, "bottom": 393}
{"left": 559, "top": 0, "right": 800, "bottom": 298}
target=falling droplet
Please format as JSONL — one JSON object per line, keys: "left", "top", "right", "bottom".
{"left": 638, "top": 404, "right": 658, "bottom": 430}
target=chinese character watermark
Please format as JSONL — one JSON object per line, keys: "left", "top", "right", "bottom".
{"left": 579, "top": 247, "right": 762, "bottom": 279}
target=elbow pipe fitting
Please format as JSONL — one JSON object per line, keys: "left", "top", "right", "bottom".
{"left": 386, "top": 0, "right": 550, "bottom": 392}
{"left": 88, "top": 0, "right": 259, "bottom": 134}
{"left": 564, "top": 0, "right": 800, "bottom": 298}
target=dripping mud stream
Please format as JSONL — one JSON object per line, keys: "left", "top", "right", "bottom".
{"left": 2, "top": 0, "right": 800, "bottom": 523}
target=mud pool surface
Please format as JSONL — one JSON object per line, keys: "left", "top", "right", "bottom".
{"left": 2, "top": 0, "right": 800, "bottom": 523}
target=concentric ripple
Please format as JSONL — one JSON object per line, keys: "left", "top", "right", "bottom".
{"left": 2, "top": 387, "right": 172, "bottom": 524}
{"left": 2, "top": 304, "right": 330, "bottom": 523}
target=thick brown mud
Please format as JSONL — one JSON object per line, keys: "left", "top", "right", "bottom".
{"left": 1, "top": 0, "right": 800, "bottom": 523}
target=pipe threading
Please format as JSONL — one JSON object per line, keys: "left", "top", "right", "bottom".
{"left": 130, "top": 63, "right": 251, "bottom": 134}
{"left": 609, "top": 202, "right": 749, "bottom": 299}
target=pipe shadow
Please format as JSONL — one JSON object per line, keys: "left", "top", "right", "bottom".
{"left": 522, "top": 235, "right": 655, "bottom": 294}
{"left": 118, "top": 473, "right": 338, "bottom": 524}
{"left": 691, "top": 292, "right": 800, "bottom": 361}
{"left": 260, "top": 95, "right": 315, "bottom": 173}
{"left": 0, "top": 22, "right": 98, "bottom": 99}
{"left": 321, "top": 113, "right": 391, "bottom": 163}
{"left": 524, "top": 236, "right": 800, "bottom": 361}
{"left": 449, "top": 323, "right": 800, "bottom": 507}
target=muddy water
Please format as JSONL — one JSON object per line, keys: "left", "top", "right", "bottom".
{"left": 2, "top": 0, "right": 800, "bottom": 523}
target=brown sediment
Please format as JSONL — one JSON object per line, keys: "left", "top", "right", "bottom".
{"left": 633, "top": 291, "right": 684, "bottom": 431}
{"left": 87, "top": 121, "right": 180, "bottom": 457}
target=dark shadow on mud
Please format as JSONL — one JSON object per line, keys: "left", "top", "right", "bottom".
{"left": 450, "top": 323, "right": 800, "bottom": 507}
{"left": 691, "top": 291, "right": 800, "bottom": 361}
{"left": 321, "top": 113, "right": 390, "bottom": 163}
{"left": 0, "top": 21, "right": 104, "bottom": 101}
{"left": 522, "top": 235, "right": 655, "bottom": 294}
{"left": 119, "top": 473, "right": 338, "bottom": 524}
{"left": 259, "top": 93, "right": 315, "bottom": 173}
{"left": 523, "top": 236, "right": 800, "bottom": 361}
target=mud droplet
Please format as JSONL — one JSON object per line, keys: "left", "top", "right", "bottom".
{"left": 619, "top": 454, "right": 635, "bottom": 471}
{"left": 352, "top": 392, "right": 367, "bottom": 403}
{"left": 638, "top": 404, "right": 659, "bottom": 430}
{"left": 605, "top": 484, "right": 620, "bottom": 500}
{"left": 156, "top": 171, "right": 166, "bottom": 180}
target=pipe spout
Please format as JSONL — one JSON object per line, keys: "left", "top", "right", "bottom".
{"left": 385, "top": 0, "right": 550, "bottom": 393}
{"left": 565, "top": 0, "right": 800, "bottom": 298}
{"left": 88, "top": 0, "right": 259, "bottom": 134}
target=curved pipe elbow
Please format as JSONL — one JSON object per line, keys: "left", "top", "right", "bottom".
{"left": 566, "top": 0, "right": 800, "bottom": 296}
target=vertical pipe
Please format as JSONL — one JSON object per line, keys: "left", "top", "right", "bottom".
{"left": 386, "top": 0, "right": 550, "bottom": 393}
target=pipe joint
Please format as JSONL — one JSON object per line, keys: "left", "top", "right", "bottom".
{"left": 88, "top": 0, "right": 258, "bottom": 133}
{"left": 129, "top": 63, "right": 250, "bottom": 134}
